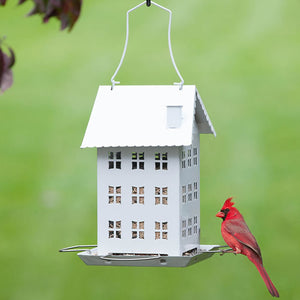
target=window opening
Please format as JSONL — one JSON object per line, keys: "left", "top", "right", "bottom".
{"left": 155, "top": 152, "right": 168, "bottom": 170}
{"left": 194, "top": 216, "right": 198, "bottom": 234}
{"left": 182, "top": 185, "right": 187, "bottom": 204}
{"left": 182, "top": 219, "right": 187, "bottom": 238}
{"left": 132, "top": 186, "right": 145, "bottom": 204}
{"left": 108, "top": 186, "right": 121, "bottom": 204}
{"left": 194, "top": 182, "right": 198, "bottom": 200}
{"left": 188, "top": 218, "right": 192, "bottom": 236}
{"left": 193, "top": 147, "right": 198, "bottom": 166}
{"left": 188, "top": 184, "right": 193, "bottom": 202}
{"left": 155, "top": 187, "right": 168, "bottom": 205}
{"left": 155, "top": 221, "right": 168, "bottom": 240}
{"left": 132, "top": 152, "right": 145, "bottom": 169}
{"left": 108, "top": 220, "right": 121, "bottom": 239}
{"left": 132, "top": 221, "right": 145, "bottom": 239}
{"left": 108, "top": 152, "right": 121, "bottom": 169}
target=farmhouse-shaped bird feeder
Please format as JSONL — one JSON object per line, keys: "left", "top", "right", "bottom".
{"left": 60, "top": 1, "right": 221, "bottom": 267}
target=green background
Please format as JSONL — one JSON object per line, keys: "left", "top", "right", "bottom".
{"left": 0, "top": 0, "right": 299, "bottom": 299}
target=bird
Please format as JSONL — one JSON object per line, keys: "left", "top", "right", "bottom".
{"left": 216, "top": 197, "right": 279, "bottom": 297}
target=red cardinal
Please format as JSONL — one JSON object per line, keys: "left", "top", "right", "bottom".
{"left": 216, "top": 197, "right": 279, "bottom": 297}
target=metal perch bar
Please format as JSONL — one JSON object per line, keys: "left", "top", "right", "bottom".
{"left": 59, "top": 245, "right": 97, "bottom": 252}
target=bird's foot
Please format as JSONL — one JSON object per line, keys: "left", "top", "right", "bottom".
{"left": 220, "top": 249, "right": 234, "bottom": 256}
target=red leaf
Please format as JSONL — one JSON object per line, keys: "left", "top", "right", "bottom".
{"left": 19, "top": 0, "right": 82, "bottom": 31}
{"left": 0, "top": 47, "right": 15, "bottom": 93}
{"left": 0, "top": 49, "right": 4, "bottom": 85}
{"left": 8, "top": 47, "right": 16, "bottom": 68}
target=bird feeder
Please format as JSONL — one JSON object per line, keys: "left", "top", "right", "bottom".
{"left": 60, "top": 1, "right": 222, "bottom": 267}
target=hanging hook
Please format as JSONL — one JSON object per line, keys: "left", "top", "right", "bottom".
{"left": 111, "top": 1, "right": 184, "bottom": 90}
{"left": 146, "top": 0, "right": 151, "bottom": 6}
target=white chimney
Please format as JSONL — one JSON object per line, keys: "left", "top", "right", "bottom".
{"left": 167, "top": 105, "right": 183, "bottom": 128}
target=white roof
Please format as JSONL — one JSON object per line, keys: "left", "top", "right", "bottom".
{"left": 81, "top": 85, "right": 215, "bottom": 148}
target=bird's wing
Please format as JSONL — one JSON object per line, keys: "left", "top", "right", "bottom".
{"left": 223, "top": 218, "right": 262, "bottom": 258}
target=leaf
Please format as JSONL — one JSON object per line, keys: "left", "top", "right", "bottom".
{"left": 19, "top": 0, "right": 82, "bottom": 31}
{"left": 0, "top": 46, "right": 15, "bottom": 93}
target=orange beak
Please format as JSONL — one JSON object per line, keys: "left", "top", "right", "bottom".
{"left": 216, "top": 211, "right": 225, "bottom": 218}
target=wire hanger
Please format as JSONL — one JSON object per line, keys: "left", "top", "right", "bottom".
{"left": 111, "top": 1, "right": 184, "bottom": 90}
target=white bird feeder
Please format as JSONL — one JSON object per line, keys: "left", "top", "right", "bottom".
{"left": 60, "top": 1, "right": 222, "bottom": 267}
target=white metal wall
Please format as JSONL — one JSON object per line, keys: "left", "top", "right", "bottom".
{"left": 179, "top": 121, "right": 201, "bottom": 254}
{"left": 96, "top": 146, "right": 181, "bottom": 256}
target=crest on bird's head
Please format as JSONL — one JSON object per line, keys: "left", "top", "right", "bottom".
{"left": 222, "top": 197, "right": 235, "bottom": 210}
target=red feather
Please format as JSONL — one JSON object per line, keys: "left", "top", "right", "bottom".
{"left": 217, "top": 198, "right": 279, "bottom": 297}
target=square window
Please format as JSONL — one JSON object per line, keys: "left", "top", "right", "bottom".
{"left": 155, "top": 197, "right": 160, "bottom": 205}
{"left": 132, "top": 196, "right": 137, "bottom": 204}
{"left": 188, "top": 184, "right": 192, "bottom": 192}
{"left": 116, "top": 161, "right": 121, "bottom": 169}
{"left": 139, "top": 187, "right": 144, "bottom": 194}
{"left": 132, "top": 161, "right": 137, "bottom": 169}
{"left": 182, "top": 186, "right": 186, "bottom": 194}
{"left": 139, "top": 231, "right": 144, "bottom": 239}
{"left": 188, "top": 149, "right": 192, "bottom": 157}
{"left": 162, "top": 222, "right": 168, "bottom": 230}
{"left": 109, "top": 231, "right": 114, "bottom": 238}
{"left": 116, "top": 152, "right": 121, "bottom": 159}
{"left": 162, "top": 153, "right": 168, "bottom": 160}
{"left": 139, "top": 152, "right": 144, "bottom": 160}
{"left": 155, "top": 162, "right": 160, "bottom": 170}
{"left": 139, "top": 162, "right": 144, "bottom": 169}
{"left": 116, "top": 231, "right": 121, "bottom": 239}
{"left": 188, "top": 218, "right": 192, "bottom": 226}
{"left": 132, "top": 152, "right": 137, "bottom": 159}
{"left": 116, "top": 221, "right": 121, "bottom": 229}
{"left": 132, "top": 231, "right": 137, "bottom": 239}
{"left": 108, "top": 186, "right": 114, "bottom": 194}
{"left": 139, "top": 221, "right": 144, "bottom": 229}
{"left": 162, "top": 187, "right": 168, "bottom": 195}
{"left": 155, "top": 222, "right": 160, "bottom": 230}
{"left": 155, "top": 153, "right": 160, "bottom": 160}
{"left": 132, "top": 186, "right": 137, "bottom": 194}
{"left": 132, "top": 221, "right": 137, "bottom": 229}
{"left": 109, "top": 221, "right": 114, "bottom": 228}
{"left": 116, "top": 186, "right": 121, "bottom": 194}
{"left": 162, "top": 232, "right": 168, "bottom": 240}
{"left": 193, "top": 157, "right": 197, "bottom": 165}
{"left": 162, "top": 162, "right": 168, "bottom": 170}
{"left": 116, "top": 196, "right": 121, "bottom": 204}
{"left": 108, "top": 161, "right": 114, "bottom": 169}
{"left": 155, "top": 232, "right": 160, "bottom": 240}
{"left": 162, "top": 197, "right": 168, "bottom": 205}
{"left": 155, "top": 187, "right": 161, "bottom": 195}
{"left": 193, "top": 148, "right": 197, "bottom": 156}
{"left": 108, "top": 196, "right": 114, "bottom": 204}
{"left": 139, "top": 196, "right": 144, "bottom": 204}
{"left": 108, "top": 152, "right": 114, "bottom": 159}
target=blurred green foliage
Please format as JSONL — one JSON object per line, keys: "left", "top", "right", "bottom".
{"left": 0, "top": 0, "right": 299, "bottom": 299}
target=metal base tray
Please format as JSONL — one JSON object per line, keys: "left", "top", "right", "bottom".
{"left": 75, "top": 245, "right": 222, "bottom": 267}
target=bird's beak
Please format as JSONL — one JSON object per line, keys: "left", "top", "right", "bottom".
{"left": 216, "top": 211, "right": 225, "bottom": 218}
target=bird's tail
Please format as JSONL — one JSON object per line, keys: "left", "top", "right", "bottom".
{"left": 250, "top": 257, "right": 279, "bottom": 297}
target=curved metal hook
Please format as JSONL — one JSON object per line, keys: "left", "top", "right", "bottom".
{"left": 111, "top": 1, "right": 184, "bottom": 90}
